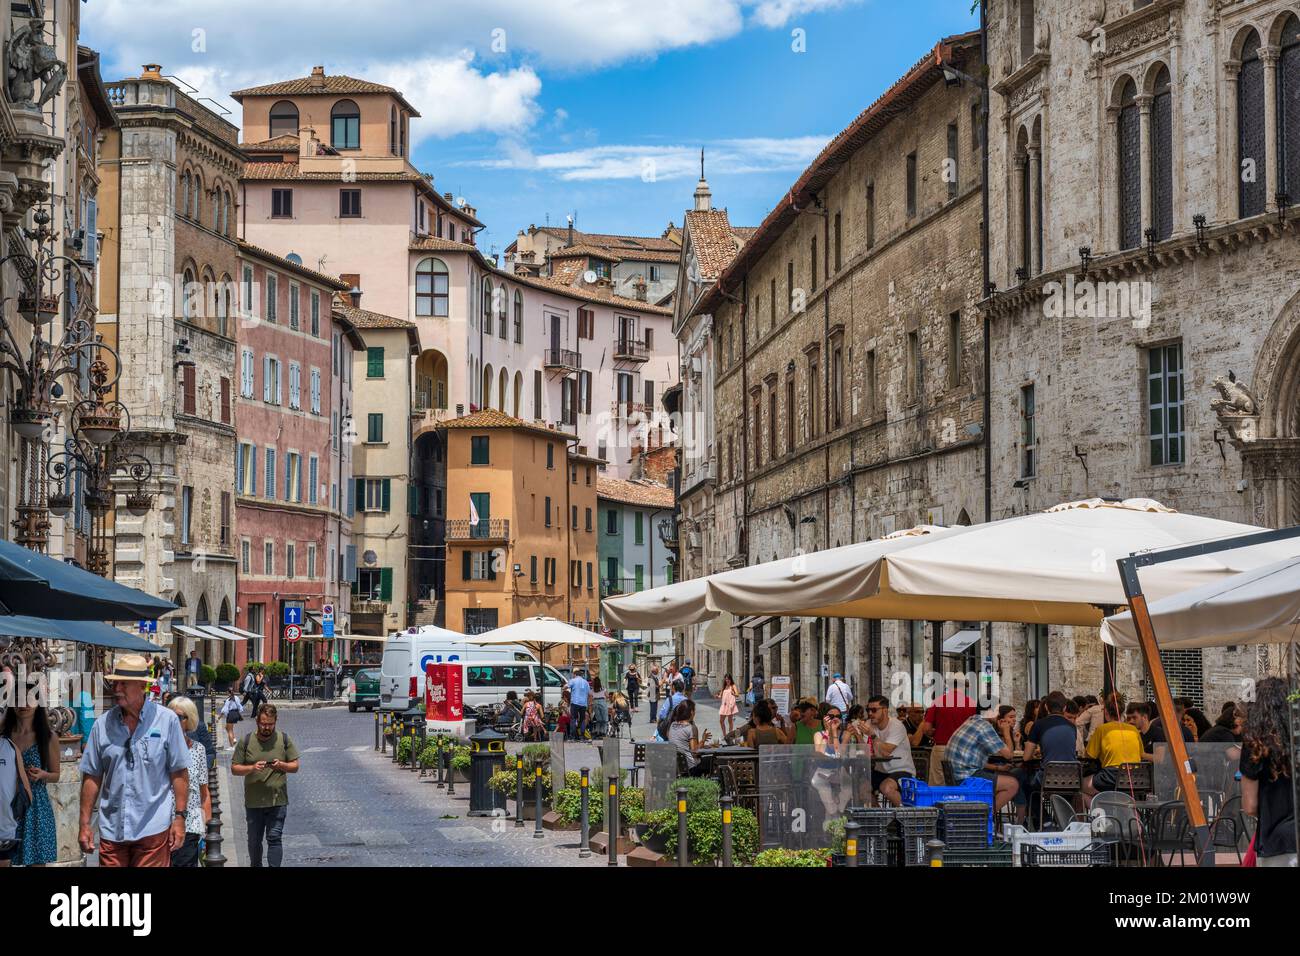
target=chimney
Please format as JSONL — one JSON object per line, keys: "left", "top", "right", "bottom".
{"left": 444, "top": 192, "right": 454, "bottom": 202}
{"left": 299, "top": 126, "right": 318, "bottom": 159}
{"left": 140, "top": 64, "right": 163, "bottom": 80}
{"left": 309, "top": 65, "right": 326, "bottom": 88}
{"left": 567, "top": 215, "right": 574, "bottom": 248}
{"left": 349, "top": 285, "right": 362, "bottom": 308}
{"left": 634, "top": 276, "right": 648, "bottom": 302}
{"left": 693, "top": 176, "right": 712, "bottom": 212}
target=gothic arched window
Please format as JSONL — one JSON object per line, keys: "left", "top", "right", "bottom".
{"left": 1277, "top": 14, "right": 1300, "bottom": 201}
{"left": 1240, "top": 30, "right": 1266, "bottom": 218}
{"left": 1151, "top": 66, "right": 1173, "bottom": 241}
{"left": 482, "top": 278, "right": 494, "bottom": 335}
{"left": 1118, "top": 78, "right": 1142, "bottom": 250}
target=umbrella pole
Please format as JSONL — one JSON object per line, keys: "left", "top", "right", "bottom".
{"left": 1290, "top": 641, "right": 1299, "bottom": 872}
{"left": 1117, "top": 560, "right": 1212, "bottom": 865}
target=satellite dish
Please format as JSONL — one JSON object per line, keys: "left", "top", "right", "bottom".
{"left": 456, "top": 196, "right": 467, "bottom": 207}
{"left": 286, "top": 252, "right": 302, "bottom": 265}
{"left": 583, "top": 270, "right": 597, "bottom": 284}
{"left": 363, "top": 550, "right": 378, "bottom": 567}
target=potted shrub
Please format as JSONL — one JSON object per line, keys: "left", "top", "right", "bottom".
{"left": 753, "top": 848, "right": 833, "bottom": 867}
{"left": 648, "top": 805, "right": 759, "bottom": 865}
{"left": 266, "top": 661, "right": 290, "bottom": 682}
{"left": 449, "top": 746, "right": 471, "bottom": 783}
{"left": 214, "top": 663, "right": 240, "bottom": 691}
{"left": 199, "top": 664, "right": 216, "bottom": 689}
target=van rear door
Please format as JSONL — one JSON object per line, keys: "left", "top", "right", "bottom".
{"left": 380, "top": 640, "right": 411, "bottom": 711}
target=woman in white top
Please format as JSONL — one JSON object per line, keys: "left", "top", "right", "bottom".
{"left": 167, "top": 697, "right": 211, "bottom": 867}
{"left": 666, "top": 700, "right": 711, "bottom": 776}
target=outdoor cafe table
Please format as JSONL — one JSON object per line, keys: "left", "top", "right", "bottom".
{"left": 698, "top": 746, "right": 758, "bottom": 779}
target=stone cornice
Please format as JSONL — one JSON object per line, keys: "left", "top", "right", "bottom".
{"left": 1083, "top": 0, "right": 1184, "bottom": 64}
{"left": 992, "top": 52, "right": 1050, "bottom": 108}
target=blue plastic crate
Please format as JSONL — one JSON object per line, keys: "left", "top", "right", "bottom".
{"left": 899, "top": 777, "right": 995, "bottom": 842}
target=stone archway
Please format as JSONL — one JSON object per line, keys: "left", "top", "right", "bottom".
{"left": 1239, "top": 286, "right": 1300, "bottom": 527}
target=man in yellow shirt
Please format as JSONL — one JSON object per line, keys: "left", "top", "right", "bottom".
{"left": 1082, "top": 694, "right": 1145, "bottom": 798}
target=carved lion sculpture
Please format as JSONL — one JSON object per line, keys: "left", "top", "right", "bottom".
{"left": 1210, "top": 371, "right": 1258, "bottom": 417}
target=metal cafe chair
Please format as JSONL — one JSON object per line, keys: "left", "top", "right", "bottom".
{"left": 1089, "top": 791, "right": 1145, "bottom": 865}
{"left": 1207, "top": 794, "right": 1250, "bottom": 864}
{"left": 1035, "top": 761, "right": 1082, "bottom": 829}
{"left": 1051, "top": 794, "right": 1088, "bottom": 831}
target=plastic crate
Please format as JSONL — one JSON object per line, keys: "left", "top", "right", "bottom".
{"left": 1003, "top": 822, "right": 1095, "bottom": 867}
{"left": 943, "top": 841, "right": 1013, "bottom": 867}
{"left": 846, "top": 806, "right": 896, "bottom": 838}
{"left": 1020, "top": 842, "right": 1112, "bottom": 867}
{"left": 937, "top": 801, "right": 993, "bottom": 848}
{"left": 893, "top": 807, "right": 939, "bottom": 866}
{"left": 900, "top": 776, "right": 994, "bottom": 812}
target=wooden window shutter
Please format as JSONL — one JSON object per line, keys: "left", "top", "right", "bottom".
{"left": 462, "top": 550, "right": 472, "bottom": 581}
{"left": 382, "top": 478, "right": 392, "bottom": 512}
{"left": 354, "top": 477, "right": 365, "bottom": 511}
{"left": 220, "top": 376, "right": 231, "bottom": 423}
{"left": 183, "top": 364, "right": 196, "bottom": 415}
{"left": 379, "top": 567, "right": 393, "bottom": 601}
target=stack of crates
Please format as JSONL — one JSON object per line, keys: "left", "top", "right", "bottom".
{"left": 1003, "top": 822, "right": 1096, "bottom": 866}
{"left": 891, "top": 807, "right": 940, "bottom": 866}
{"left": 937, "top": 801, "right": 993, "bottom": 848}
{"left": 845, "top": 807, "right": 894, "bottom": 866}
{"left": 943, "top": 841, "right": 1014, "bottom": 867}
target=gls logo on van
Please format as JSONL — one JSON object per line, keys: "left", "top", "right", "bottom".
{"left": 419, "top": 654, "right": 459, "bottom": 671}
{"left": 50, "top": 887, "right": 152, "bottom": 936}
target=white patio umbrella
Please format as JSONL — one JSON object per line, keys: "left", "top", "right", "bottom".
{"left": 776, "top": 499, "right": 1297, "bottom": 627}
{"left": 1102, "top": 554, "right": 1300, "bottom": 650}
{"left": 601, "top": 576, "right": 713, "bottom": 630}
{"left": 469, "top": 616, "right": 621, "bottom": 707}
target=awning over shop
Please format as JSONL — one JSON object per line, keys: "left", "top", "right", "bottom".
{"left": 198, "top": 625, "right": 242, "bottom": 642}
{"left": 0, "top": 539, "right": 177, "bottom": 622}
{"left": 219, "top": 623, "right": 261, "bottom": 641}
{"left": 172, "top": 624, "right": 220, "bottom": 643}
{"left": 942, "top": 628, "right": 982, "bottom": 654}
{"left": 759, "top": 620, "right": 800, "bottom": 652}
{"left": 339, "top": 634, "right": 386, "bottom": 643}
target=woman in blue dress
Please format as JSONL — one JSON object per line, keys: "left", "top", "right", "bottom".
{"left": 1, "top": 704, "right": 59, "bottom": 865}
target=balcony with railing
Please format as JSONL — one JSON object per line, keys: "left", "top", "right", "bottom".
{"left": 544, "top": 348, "right": 582, "bottom": 372}
{"left": 601, "top": 577, "right": 638, "bottom": 598}
{"left": 614, "top": 338, "right": 649, "bottom": 362}
{"left": 445, "top": 518, "right": 511, "bottom": 541}
{"left": 351, "top": 598, "right": 390, "bottom": 616}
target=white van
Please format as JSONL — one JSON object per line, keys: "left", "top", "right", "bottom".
{"left": 379, "top": 627, "right": 538, "bottom": 712}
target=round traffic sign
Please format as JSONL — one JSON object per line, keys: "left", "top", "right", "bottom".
{"left": 284, "top": 624, "right": 302, "bottom": 643}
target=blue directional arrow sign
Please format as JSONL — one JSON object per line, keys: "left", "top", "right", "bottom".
{"left": 283, "top": 606, "right": 303, "bottom": 626}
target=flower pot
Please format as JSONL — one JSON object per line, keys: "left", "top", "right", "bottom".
{"left": 641, "top": 828, "right": 670, "bottom": 855}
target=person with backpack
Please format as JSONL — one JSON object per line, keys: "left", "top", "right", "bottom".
{"left": 680, "top": 660, "right": 695, "bottom": 695}
{"left": 231, "top": 703, "right": 300, "bottom": 868}
{"left": 656, "top": 680, "right": 688, "bottom": 741}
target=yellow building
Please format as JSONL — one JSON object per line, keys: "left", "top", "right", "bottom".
{"left": 442, "top": 410, "right": 599, "bottom": 661}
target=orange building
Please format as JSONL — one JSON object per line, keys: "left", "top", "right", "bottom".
{"left": 442, "top": 410, "right": 600, "bottom": 661}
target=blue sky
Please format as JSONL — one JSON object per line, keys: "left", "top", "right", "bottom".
{"left": 85, "top": 0, "right": 977, "bottom": 256}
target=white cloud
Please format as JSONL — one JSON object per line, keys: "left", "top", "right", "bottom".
{"left": 462, "top": 137, "right": 829, "bottom": 181}
{"left": 377, "top": 53, "right": 541, "bottom": 142}
{"left": 749, "top": 0, "right": 857, "bottom": 29}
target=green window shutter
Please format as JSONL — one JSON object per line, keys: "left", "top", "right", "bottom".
{"left": 462, "top": 550, "right": 472, "bottom": 581}
{"left": 408, "top": 485, "right": 418, "bottom": 515}
{"left": 382, "top": 479, "right": 391, "bottom": 512}
{"left": 379, "top": 567, "right": 393, "bottom": 601}
{"left": 367, "top": 347, "right": 385, "bottom": 378}
{"left": 634, "top": 511, "right": 643, "bottom": 545}
{"left": 355, "top": 478, "right": 365, "bottom": 511}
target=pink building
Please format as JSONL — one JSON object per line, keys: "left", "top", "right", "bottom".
{"left": 234, "top": 241, "right": 364, "bottom": 665}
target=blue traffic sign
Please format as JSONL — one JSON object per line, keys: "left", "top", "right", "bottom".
{"left": 283, "top": 606, "right": 303, "bottom": 626}
{"left": 137, "top": 619, "right": 157, "bottom": 634}
{"left": 323, "top": 621, "right": 335, "bottom": 638}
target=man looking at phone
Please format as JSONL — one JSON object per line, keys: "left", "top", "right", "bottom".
{"left": 232, "top": 703, "right": 300, "bottom": 867}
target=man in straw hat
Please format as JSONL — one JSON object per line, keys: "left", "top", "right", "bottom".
{"left": 78, "top": 653, "right": 190, "bottom": 866}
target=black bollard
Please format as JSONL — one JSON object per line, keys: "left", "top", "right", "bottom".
{"left": 926, "top": 839, "right": 945, "bottom": 867}
{"left": 607, "top": 775, "right": 619, "bottom": 866}
{"left": 676, "top": 786, "right": 689, "bottom": 867}
{"left": 447, "top": 741, "right": 457, "bottom": 795}
{"left": 533, "top": 766, "right": 544, "bottom": 839}
{"left": 514, "top": 755, "right": 525, "bottom": 828}
{"left": 436, "top": 734, "right": 446, "bottom": 789}
{"left": 579, "top": 767, "right": 591, "bottom": 858}
{"left": 205, "top": 761, "right": 226, "bottom": 867}
{"left": 845, "top": 819, "right": 861, "bottom": 867}
{"left": 374, "top": 710, "right": 380, "bottom": 751}
{"left": 381, "top": 713, "right": 388, "bottom": 754}
{"left": 720, "top": 795, "right": 733, "bottom": 867}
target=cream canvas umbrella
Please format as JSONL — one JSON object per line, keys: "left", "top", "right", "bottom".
{"left": 602, "top": 576, "right": 714, "bottom": 630}
{"left": 469, "top": 616, "right": 621, "bottom": 707}
{"left": 775, "top": 499, "right": 1297, "bottom": 626}
{"left": 1102, "top": 554, "right": 1300, "bottom": 650}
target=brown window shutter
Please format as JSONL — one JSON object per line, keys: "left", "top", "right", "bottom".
{"left": 183, "top": 365, "right": 196, "bottom": 415}
{"left": 220, "top": 376, "right": 231, "bottom": 423}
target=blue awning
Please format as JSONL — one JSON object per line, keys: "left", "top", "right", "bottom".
{"left": 0, "top": 540, "right": 176, "bottom": 622}
{"left": 0, "top": 615, "right": 166, "bottom": 652}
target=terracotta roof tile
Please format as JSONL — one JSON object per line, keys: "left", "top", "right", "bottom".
{"left": 550, "top": 244, "right": 623, "bottom": 263}
{"left": 409, "top": 236, "right": 479, "bottom": 253}
{"left": 685, "top": 209, "right": 744, "bottom": 280}
{"left": 332, "top": 300, "right": 416, "bottom": 329}
{"left": 597, "top": 477, "right": 675, "bottom": 509}
{"left": 241, "top": 134, "right": 300, "bottom": 151}
{"left": 443, "top": 408, "right": 577, "bottom": 440}
{"left": 230, "top": 72, "right": 421, "bottom": 117}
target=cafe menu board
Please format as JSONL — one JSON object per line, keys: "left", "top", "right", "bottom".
{"left": 770, "top": 675, "right": 792, "bottom": 717}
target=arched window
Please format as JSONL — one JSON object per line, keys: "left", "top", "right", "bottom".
{"left": 1239, "top": 31, "right": 1266, "bottom": 218}
{"left": 513, "top": 290, "right": 523, "bottom": 344}
{"left": 1117, "top": 78, "right": 1141, "bottom": 250}
{"left": 1278, "top": 15, "right": 1300, "bottom": 200}
{"left": 192, "top": 172, "right": 203, "bottom": 224}
{"left": 269, "top": 100, "right": 299, "bottom": 138}
{"left": 497, "top": 284, "right": 508, "bottom": 338}
{"left": 482, "top": 278, "right": 494, "bottom": 335}
{"left": 390, "top": 106, "right": 398, "bottom": 155}
{"left": 415, "top": 258, "right": 449, "bottom": 317}
{"left": 513, "top": 371, "right": 523, "bottom": 417}
{"left": 331, "top": 99, "right": 361, "bottom": 150}
{"left": 182, "top": 266, "right": 197, "bottom": 319}
{"left": 180, "top": 170, "right": 192, "bottom": 218}
{"left": 224, "top": 191, "right": 233, "bottom": 236}
{"left": 212, "top": 182, "right": 222, "bottom": 232}
{"left": 482, "top": 364, "right": 494, "bottom": 408}
{"left": 498, "top": 368, "right": 508, "bottom": 411}
{"left": 1151, "top": 66, "right": 1173, "bottom": 241}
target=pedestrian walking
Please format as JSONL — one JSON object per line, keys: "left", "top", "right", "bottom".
{"left": 521, "top": 690, "right": 546, "bottom": 742}
{"left": 590, "top": 676, "right": 608, "bottom": 737}
{"left": 185, "top": 651, "right": 201, "bottom": 691}
{"left": 748, "top": 668, "right": 765, "bottom": 707}
{"left": 647, "top": 664, "right": 661, "bottom": 725}
{"left": 78, "top": 654, "right": 190, "bottom": 866}
{"left": 231, "top": 703, "right": 300, "bottom": 868}
{"left": 166, "top": 697, "right": 210, "bottom": 867}
{"left": 624, "top": 664, "right": 641, "bottom": 711}
{"left": 1, "top": 702, "right": 59, "bottom": 866}
{"left": 221, "top": 688, "right": 243, "bottom": 749}
{"left": 718, "top": 674, "right": 740, "bottom": 739}
{"left": 680, "top": 660, "right": 695, "bottom": 695}
{"left": 567, "top": 670, "right": 591, "bottom": 741}
{"left": 825, "top": 673, "right": 853, "bottom": 713}
{"left": 1241, "top": 676, "right": 1296, "bottom": 867}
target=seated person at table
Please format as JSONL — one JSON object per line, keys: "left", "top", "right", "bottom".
{"left": 1126, "top": 701, "right": 1190, "bottom": 758}
{"left": 1144, "top": 699, "right": 1195, "bottom": 748}
{"left": 1082, "top": 694, "right": 1145, "bottom": 798}
{"left": 945, "top": 708, "right": 1021, "bottom": 816}
{"left": 667, "top": 700, "right": 711, "bottom": 776}
{"left": 811, "top": 704, "right": 849, "bottom": 816}
{"left": 791, "top": 701, "right": 822, "bottom": 746}
{"left": 863, "top": 695, "right": 916, "bottom": 807}
{"left": 1024, "top": 692, "right": 1078, "bottom": 765}
{"left": 743, "top": 699, "right": 787, "bottom": 748}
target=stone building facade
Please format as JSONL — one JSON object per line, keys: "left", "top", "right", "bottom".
{"left": 982, "top": 0, "right": 1300, "bottom": 709}
{"left": 697, "top": 33, "right": 987, "bottom": 702}
{"left": 99, "top": 65, "right": 240, "bottom": 663}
